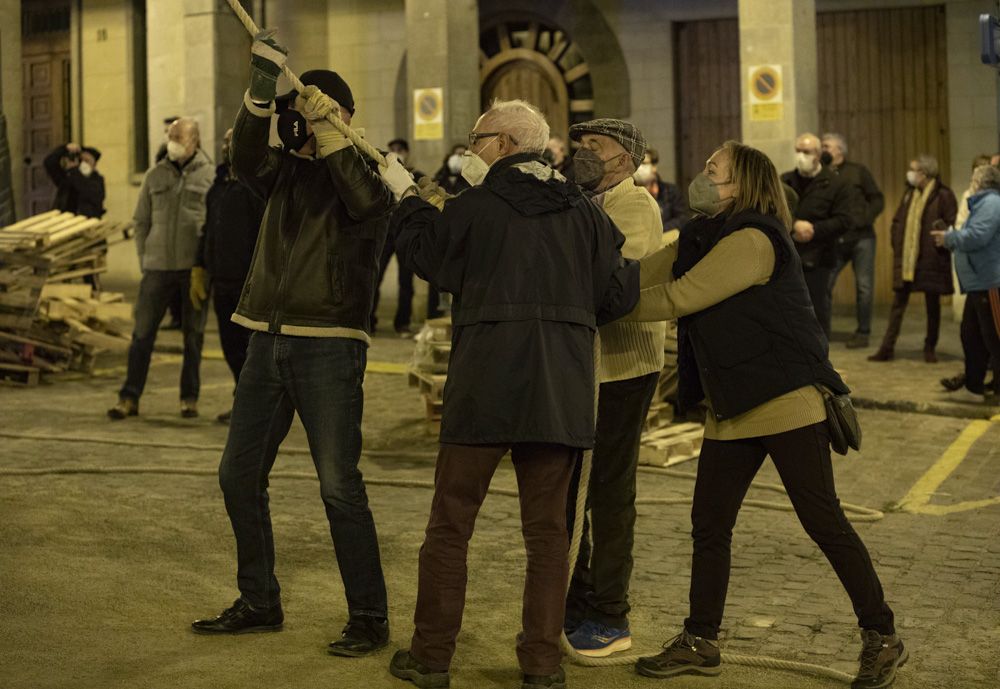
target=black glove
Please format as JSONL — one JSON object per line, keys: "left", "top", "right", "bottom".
{"left": 249, "top": 29, "right": 288, "bottom": 103}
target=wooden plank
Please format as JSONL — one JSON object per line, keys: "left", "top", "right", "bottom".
{"left": 0, "top": 329, "right": 74, "bottom": 356}
{"left": 40, "top": 283, "right": 92, "bottom": 300}
{"left": 92, "top": 301, "right": 133, "bottom": 322}
{"left": 63, "top": 318, "right": 130, "bottom": 352}
{"left": 46, "top": 265, "right": 108, "bottom": 282}
{"left": 407, "top": 367, "right": 448, "bottom": 400}
{"left": 0, "top": 210, "right": 63, "bottom": 233}
{"left": 0, "top": 363, "right": 40, "bottom": 386}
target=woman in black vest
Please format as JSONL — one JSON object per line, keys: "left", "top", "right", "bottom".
{"left": 625, "top": 141, "right": 905, "bottom": 689}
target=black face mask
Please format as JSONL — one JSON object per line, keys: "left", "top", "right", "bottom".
{"left": 820, "top": 151, "right": 833, "bottom": 167}
{"left": 573, "top": 148, "right": 607, "bottom": 191}
{"left": 277, "top": 110, "right": 312, "bottom": 152}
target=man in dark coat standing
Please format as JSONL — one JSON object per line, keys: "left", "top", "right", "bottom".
{"left": 782, "top": 132, "right": 864, "bottom": 338}
{"left": 190, "top": 128, "right": 266, "bottom": 423}
{"left": 869, "top": 154, "right": 957, "bottom": 363}
{"left": 822, "top": 133, "right": 885, "bottom": 348}
{"left": 191, "top": 33, "right": 394, "bottom": 658}
{"left": 377, "top": 98, "right": 638, "bottom": 689}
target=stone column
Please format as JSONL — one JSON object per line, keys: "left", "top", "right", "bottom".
{"left": 738, "top": 0, "right": 817, "bottom": 172}
{"left": 404, "top": 0, "right": 480, "bottom": 173}
{"left": 184, "top": 0, "right": 252, "bottom": 163}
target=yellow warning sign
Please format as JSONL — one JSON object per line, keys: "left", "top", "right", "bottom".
{"left": 413, "top": 87, "right": 444, "bottom": 141}
{"left": 748, "top": 64, "right": 784, "bottom": 122}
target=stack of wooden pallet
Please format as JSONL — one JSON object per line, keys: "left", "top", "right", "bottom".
{"left": 639, "top": 320, "right": 704, "bottom": 467}
{"left": 407, "top": 316, "right": 451, "bottom": 433}
{"left": 0, "top": 211, "right": 135, "bottom": 385}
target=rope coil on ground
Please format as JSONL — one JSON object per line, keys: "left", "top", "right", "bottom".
{"left": 1, "top": 428, "right": 865, "bottom": 682}
{"left": 223, "top": 0, "right": 387, "bottom": 167}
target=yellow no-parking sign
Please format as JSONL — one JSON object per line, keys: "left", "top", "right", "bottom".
{"left": 748, "top": 65, "right": 783, "bottom": 122}
{"left": 413, "top": 87, "right": 444, "bottom": 141}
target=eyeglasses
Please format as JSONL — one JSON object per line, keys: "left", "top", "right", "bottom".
{"left": 468, "top": 131, "right": 519, "bottom": 148}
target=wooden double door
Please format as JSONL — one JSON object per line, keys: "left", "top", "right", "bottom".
{"left": 674, "top": 6, "right": 950, "bottom": 307}
{"left": 22, "top": 11, "right": 72, "bottom": 217}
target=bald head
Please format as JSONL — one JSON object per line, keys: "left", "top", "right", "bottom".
{"left": 794, "top": 132, "right": 822, "bottom": 177}
{"left": 795, "top": 133, "right": 820, "bottom": 156}
{"left": 167, "top": 117, "right": 200, "bottom": 163}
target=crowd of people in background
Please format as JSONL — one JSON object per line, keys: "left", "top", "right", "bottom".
{"left": 44, "top": 116, "right": 1000, "bottom": 414}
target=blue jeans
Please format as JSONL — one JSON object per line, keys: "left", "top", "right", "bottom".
{"left": 218, "top": 332, "right": 388, "bottom": 617}
{"left": 120, "top": 270, "right": 207, "bottom": 401}
{"left": 831, "top": 236, "right": 876, "bottom": 335}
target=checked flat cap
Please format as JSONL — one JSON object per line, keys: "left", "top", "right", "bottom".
{"left": 569, "top": 118, "right": 647, "bottom": 169}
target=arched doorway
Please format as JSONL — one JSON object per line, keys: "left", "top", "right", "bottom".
{"left": 479, "top": 19, "right": 594, "bottom": 141}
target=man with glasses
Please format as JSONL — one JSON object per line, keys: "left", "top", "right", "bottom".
{"left": 377, "top": 99, "right": 639, "bottom": 689}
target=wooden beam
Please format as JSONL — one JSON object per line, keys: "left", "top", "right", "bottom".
{"left": 563, "top": 62, "right": 590, "bottom": 84}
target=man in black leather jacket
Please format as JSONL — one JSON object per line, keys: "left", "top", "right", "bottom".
{"left": 190, "top": 32, "right": 394, "bottom": 659}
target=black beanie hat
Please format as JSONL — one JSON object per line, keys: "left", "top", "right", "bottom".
{"left": 275, "top": 70, "right": 355, "bottom": 115}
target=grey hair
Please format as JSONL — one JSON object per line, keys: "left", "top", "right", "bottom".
{"left": 481, "top": 99, "right": 550, "bottom": 154}
{"left": 916, "top": 153, "right": 939, "bottom": 178}
{"left": 972, "top": 164, "right": 1000, "bottom": 192}
{"left": 821, "top": 132, "right": 848, "bottom": 155}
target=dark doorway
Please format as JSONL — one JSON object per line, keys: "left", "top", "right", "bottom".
{"left": 21, "top": 1, "right": 72, "bottom": 217}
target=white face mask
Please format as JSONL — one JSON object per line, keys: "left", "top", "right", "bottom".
{"left": 447, "top": 153, "right": 464, "bottom": 175}
{"left": 461, "top": 136, "right": 499, "bottom": 187}
{"left": 78, "top": 162, "right": 93, "bottom": 177}
{"left": 796, "top": 151, "right": 819, "bottom": 177}
{"left": 906, "top": 170, "right": 920, "bottom": 187}
{"left": 634, "top": 162, "right": 656, "bottom": 185}
{"left": 166, "top": 140, "right": 188, "bottom": 162}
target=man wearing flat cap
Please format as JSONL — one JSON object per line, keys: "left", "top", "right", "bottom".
{"left": 563, "top": 118, "right": 667, "bottom": 658}
{"left": 190, "top": 30, "right": 394, "bottom": 658}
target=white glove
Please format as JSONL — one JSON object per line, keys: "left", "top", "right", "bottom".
{"left": 379, "top": 152, "right": 417, "bottom": 201}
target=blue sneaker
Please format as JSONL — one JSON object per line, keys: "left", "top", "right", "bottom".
{"left": 566, "top": 620, "right": 632, "bottom": 657}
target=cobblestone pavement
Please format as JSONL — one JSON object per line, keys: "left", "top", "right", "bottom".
{"left": 1, "top": 309, "right": 998, "bottom": 689}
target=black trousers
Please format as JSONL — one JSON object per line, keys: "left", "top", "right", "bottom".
{"left": 213, "top": 281, "right": 251, "bottom": 385}
{"left": 372, "top": 233, "right": 442, "bottom": 333}
{"left": 803, "top": 266, "right": 833, "bottom": 339}
{"left": 961, "top": 289, "right": 1000, "bottom": 394}
{"left": 879, "top": 282, "right": 941, "bottom": 352}
{"left": 685, "top": 422, "right": 895, "bottom": 639}
{"left": 566, "top": 372, "right": 659, "bottom": 628}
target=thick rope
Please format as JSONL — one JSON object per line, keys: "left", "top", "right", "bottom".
{"left": 1, "top": 428, "right": 863, "bottom": 681}
{"left": 223, "top": 0, "right": 387, "bottom": 167}
{"left": 0, "top": 430, "right": 881, "bottom": 521}
{"left": 553, "top": 339, "right": 856, "bottom": 683}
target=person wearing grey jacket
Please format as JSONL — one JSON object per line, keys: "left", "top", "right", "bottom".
{"left": 108, "top": 117, "right": 214, "bottom": 420}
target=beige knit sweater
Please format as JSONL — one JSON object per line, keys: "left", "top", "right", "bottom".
{"left": 628, "top": 229, "right": 825, "bottom": 440}
{"left": 598, "top": 177, "right": 667, "bottom": 383}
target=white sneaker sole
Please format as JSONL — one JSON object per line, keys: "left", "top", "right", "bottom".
{"left": 573, "top": 636, "right": 632, "bottom": 657}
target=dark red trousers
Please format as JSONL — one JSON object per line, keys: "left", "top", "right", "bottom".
{"left": 410, "top": 442, "right": 577, "bottom": 675}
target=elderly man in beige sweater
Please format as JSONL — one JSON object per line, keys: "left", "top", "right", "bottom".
{"left": 564, "top": 119, "right": 667, "bottom": 657}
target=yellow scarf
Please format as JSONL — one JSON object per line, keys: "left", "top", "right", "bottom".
{"left": 902, "top": 178, "right": 935, "bottom": 282}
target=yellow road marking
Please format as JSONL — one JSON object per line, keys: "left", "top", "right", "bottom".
{"left": 366, "top": 361, "right": 409, "bottom": 375}
{"left": 85, "top": 357, "right": 409, "bottom": 379}
{"left": 897, "top": 419, "right": 1000, "bottom": 514}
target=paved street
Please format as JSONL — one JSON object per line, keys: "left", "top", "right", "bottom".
{"left": 1, "top": 307, "right": 998, "bottom": 689}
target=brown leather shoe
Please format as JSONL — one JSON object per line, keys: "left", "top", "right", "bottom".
{"left": 867, "top": 348, "right": 894, "bottom": 362}
{"left": 107, "top": 398, "right": 138, "bottom": 420}
{"left": 923, "top": 348, "right": 938, "bottom": 364}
